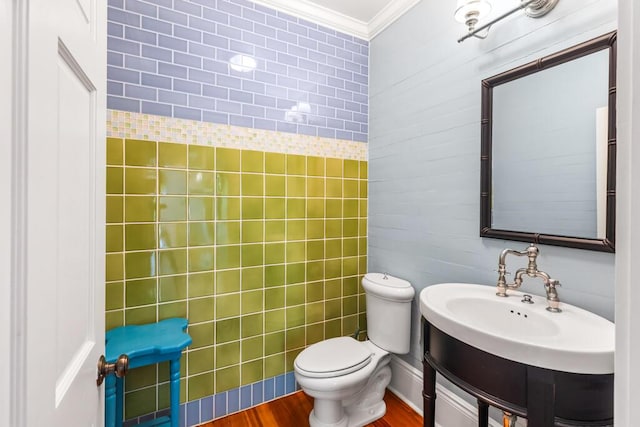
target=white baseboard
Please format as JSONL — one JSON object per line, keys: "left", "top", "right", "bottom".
{"left": 388, "top": 355, "right": 527, "bottom": 427}
{"left": 387, "top": 355, "right": 424, "bottom": 416}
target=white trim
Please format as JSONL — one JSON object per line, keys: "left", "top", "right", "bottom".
{"left": 251, "top": 0, "right": 369, "bottom": 39}
{"left": 615, "top": 0, "right": 640, "bottom": 424}
{"left": 387, "top": 356, "right": 423, "bottom": 415}
{"left": 368, "top": 0, "right": 422, "bottom": 40}
{"left": 10, "top": 0, "right": 28, "bottom": 425}
{"left": 0, "top": 1, "right": 13, "bottom": 426}
{"left": 388, "top": 355, "right": 530, "bottom": 427}
{"left": 250, "top": 0, "right": 421, "bottom": 40}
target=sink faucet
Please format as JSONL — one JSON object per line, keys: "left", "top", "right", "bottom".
{"left": 495, "top": 244, "right": 562, "bottom": 313}
{"left": 495, "top": 244, "right": 539, "bottom": 296}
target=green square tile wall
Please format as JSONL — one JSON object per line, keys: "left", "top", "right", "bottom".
{"left": 105, "top": 137, "right": 368, "bottom": 418}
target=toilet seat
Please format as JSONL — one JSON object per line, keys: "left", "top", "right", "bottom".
{"left": 294, "top": 337, "right": 372, "bottom": 378}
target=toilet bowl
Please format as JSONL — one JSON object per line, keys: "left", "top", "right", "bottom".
{"left": 294, "top": 273, "right": 414, "bottom": 427}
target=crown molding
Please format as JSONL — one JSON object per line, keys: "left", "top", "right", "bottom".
{"left": 251, "top": 0, "right": 422, "bottom": 41}
{"left": 368, "top": 0, "right": 422, "bottom": 39}
{"left": 251, "top": 0, "right": 369, "bottom": 39}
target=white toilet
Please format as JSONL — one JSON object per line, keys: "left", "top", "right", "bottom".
{"left": 294, "top": 273, "right": 415, "bottom": 427}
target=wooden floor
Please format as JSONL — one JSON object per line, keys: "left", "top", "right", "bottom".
{"left": 198, "top": 390, "right": 423, "bottom": 427}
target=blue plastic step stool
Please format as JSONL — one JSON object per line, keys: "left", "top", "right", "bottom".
{"left": 105, "top": 318, "right": 192, "bottom": 427}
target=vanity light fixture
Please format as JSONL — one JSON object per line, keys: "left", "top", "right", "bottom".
{"left": 454, "top": 0, "right": 492, "bottom": 34}
{"left": 456, "top": 0, "right": 559, "bottom": 43}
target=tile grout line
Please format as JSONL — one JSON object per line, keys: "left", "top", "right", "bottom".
{"left": 110, "top": 138, "right": 368, "bottom": 421}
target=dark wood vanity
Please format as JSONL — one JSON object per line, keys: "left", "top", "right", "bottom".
{"left": 422, "top": 322, "right": 614, "bottom": 427}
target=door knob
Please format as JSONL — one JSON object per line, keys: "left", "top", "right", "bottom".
{"left": 96, "top": 354, "right": 129, "bottom": 386}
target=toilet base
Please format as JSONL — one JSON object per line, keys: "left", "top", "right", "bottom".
{"left": 307, "top": 363, "right": 392, "bottom": 427}
{"left": 344, "top": 364, "right": 390, "bottom": 427}
{"left": 309, "top": 408, "right": 348, "bottom": 427}
{"left": 345, "top": 400, "right": 386, "bottom": 427}
{"left": 309, "top": 398, "right": 349, "bottom": 427}
{"left": 308, "top": 400, "right": 387, "bottom": 427}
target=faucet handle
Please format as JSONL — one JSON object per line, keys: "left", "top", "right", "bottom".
{"left": 494, "top": 269, "right": 511, "bottom": 275}
{"left": 545, "top": 279, "right": 561, "bottom": 313}
{"left": 548, "top": 279, "right": 561, "bottom": 288}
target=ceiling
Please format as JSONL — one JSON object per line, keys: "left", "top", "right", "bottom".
{"left": 251, "top": 0, "right": 422, "bottom": 40}
{"left": 305, "top": 0, "right": 396, "bottom": 23}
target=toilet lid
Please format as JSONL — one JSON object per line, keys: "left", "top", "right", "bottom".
{"left": 294, "top": 337, "right": 372, "bottom": 378}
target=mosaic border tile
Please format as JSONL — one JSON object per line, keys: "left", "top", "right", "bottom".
{"left": 107, "top": 110, "right": 368, "bottom": 161}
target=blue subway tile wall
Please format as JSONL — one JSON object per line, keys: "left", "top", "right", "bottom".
{"left": 122, "top": 372, "right": 299, "bottom": 427}
{"left": 107, "top": 0, "right": 369, "bottom": 142}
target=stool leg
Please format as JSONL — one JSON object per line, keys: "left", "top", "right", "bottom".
{"left": 105, "top": 374, "right": 116, "bottom": 427}
{"left": 170, "top": 357, "right": 181, "bottom": 427}
{"left": 115, "top": 376, "right": 124, "bottom": 427}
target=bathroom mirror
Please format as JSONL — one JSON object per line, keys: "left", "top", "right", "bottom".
{"left": 480, "top": 31, "right": 617, "bottom": 252}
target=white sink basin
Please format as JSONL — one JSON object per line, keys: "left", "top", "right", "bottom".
{"left": 419, "top": 283, "right": 614, "bottom": 374}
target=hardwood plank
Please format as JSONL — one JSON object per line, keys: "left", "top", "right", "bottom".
{"left": 198, "top": 389, "right": 423, "bottom": 427}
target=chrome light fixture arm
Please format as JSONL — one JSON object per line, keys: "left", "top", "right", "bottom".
{"left": 458, "top": 0, "right": 558, "bottom": 43}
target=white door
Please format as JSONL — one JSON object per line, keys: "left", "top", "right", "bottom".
{"left": 14, "top": 0, "right": 107, "bottom": 425}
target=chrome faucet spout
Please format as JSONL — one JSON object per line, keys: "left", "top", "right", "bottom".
{"left": 514, "top": 267, "right": 550, "bottom": 284}
{"left": 494, "top": 244, "right": 561, "bottom": 312}
{"left": 496, "top": 244, "right": 536, "bottom": 297}
{"left": 498, "top": 248, "right": 528, "bottom": 266}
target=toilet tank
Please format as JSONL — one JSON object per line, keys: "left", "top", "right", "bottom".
{"left": 362, "top": 273, "right": 415, "bottom": 354}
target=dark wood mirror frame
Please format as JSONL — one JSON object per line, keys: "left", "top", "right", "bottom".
{"left": 480, "top": 31, "right": 617, "bottom": 253}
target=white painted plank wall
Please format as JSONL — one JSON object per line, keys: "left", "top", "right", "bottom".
{"left": 368, "top": 0, "right": 617, "bottom": 373}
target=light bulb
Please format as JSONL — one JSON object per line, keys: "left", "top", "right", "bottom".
{"left": 455, "top": 0, "right": 492, "bottom": 27}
